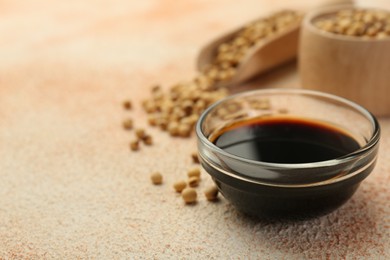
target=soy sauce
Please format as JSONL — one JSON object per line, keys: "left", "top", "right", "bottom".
{"left": 213, "top": 117, "right": 360, "bottom": 163}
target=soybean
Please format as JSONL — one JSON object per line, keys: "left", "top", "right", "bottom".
{"left": 123, "top": 119, "right": 133, "bottom": 130}
{"left": 191, "top": 152, "right": 200, "bottom": 164}
{"left": 130, "top": 140, "right": 139, "bottom": 151}
{"left": 135, "top": 128, "right": 146, "bottom": 139}
{"left": 204, "top": 185, "right": 219, "bottom": 201}
{"left": 182, "top": 188, "right": 197, "bottom": 204}
{"left": 123, "top": 100, "right": 132, "bottom": 110}
{"left": 188, "top": 176, "right": 200, "bottom": 187}
{"left": 143, "top": 135, "right": 153, "bottom": 146}
{"left": 151, "top": 172, "right": 163, "bottom": 185}
{"left": 187, "top": 167, "right": 201, "bottom": 178}
{"left": 173, "top": 180, "right": 187, "bottom": 193}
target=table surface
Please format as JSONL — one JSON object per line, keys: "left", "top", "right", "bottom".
{"left": 0, "top": 0, "right": 389, "bottom": 259}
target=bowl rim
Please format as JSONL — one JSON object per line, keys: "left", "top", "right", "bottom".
{"left": 303, "top": 4, "right": 390, "bottom": 43}
{"left": 196, "top": 88, "right": 380, "bottom": 181}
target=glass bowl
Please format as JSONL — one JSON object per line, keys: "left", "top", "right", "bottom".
{"left": 196, "top": 88, "right": 380, "bottom": 220}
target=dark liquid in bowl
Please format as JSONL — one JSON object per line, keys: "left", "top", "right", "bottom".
{"left": 206, "top": 117, "right": 367, "bottom": 219}
{"left": 213, "top": 117, "right": 360, "bottom": 163}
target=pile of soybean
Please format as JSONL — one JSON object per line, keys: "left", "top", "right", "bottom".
{"left": 121, "top": 10, "right": 303, "bottom": 205}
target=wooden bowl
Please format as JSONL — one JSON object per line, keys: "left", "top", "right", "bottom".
{"left": 299, "top": 5, "right": 390, "bottom": 117}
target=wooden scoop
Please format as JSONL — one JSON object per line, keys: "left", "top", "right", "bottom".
{"left": 197, "top": 22, "right": 300, "bottom": 88}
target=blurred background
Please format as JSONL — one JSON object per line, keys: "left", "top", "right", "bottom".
{"left": 0, "top": 0, "right": 389, "bottom": 259}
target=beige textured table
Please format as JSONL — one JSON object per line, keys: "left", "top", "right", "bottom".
{"left": 0, "top": 0, "right": 389, "bottom": 259}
